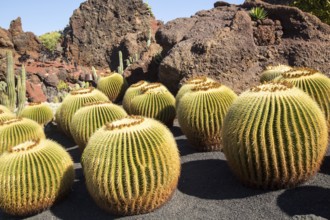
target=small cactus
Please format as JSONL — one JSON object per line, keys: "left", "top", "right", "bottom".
{"left": 56, "top": 87, "right": 109, "bottom": 137}
{"left": 0, "top": 110, "right": 15, "bottom": 123}
{"left": 260, "top": 64, "right": 292, "bottom": 83}
{"left": 222, "top": 82, "right": 328, "bottom": 189}
{"left": 19, "top": 102, "right": 54, "bottom": 126}
{"left": 177, "top": 82, "right": 237, "bottom": 151}
{"left": 82, "top": 116, "right": 180, "bottom": 215}
{"left": 0, "top": 117, "right": 46, "bottom": 155}
{"left": 122, "top": 80, "right": 149, "bottom": 113}
{"left": 274, "top": 67, "right": 330, "bottom": 128}
{"left": 70, "top": 101, "right": 127, "bottom": 151}
{"left": 97, "top": 72, "right": 128, "bottom": 102}
{"left": 0, "top": 139, "right": 74, "bottom": 216}
{"left": 130, "top": 83, "right": 176, "bottom": 126}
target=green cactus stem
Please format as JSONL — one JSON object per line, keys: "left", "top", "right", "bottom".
{"left": 130, "top": 83, "right": 176, "bottom": 126}
{"left": 122, "top": 80, "right": 149, "bottom": 113}
{"left": 82, "top": 116, "right": 180, "bottom": 215}
{"left": 16, "top": 65, "right": 26, "bottom": 115}
{"left": 6, "top": 51, "right": 16, "bottom": 112}
{"left": 0, "top": 139, "right": 74, "bottom": 216}
{"left": 260, "top": 64, "right": 292, "bottom": 83}
{"left": 19, "top": 102, "right": 54, "bottom": 126}
{"left": 177, "top": 82, "right": 237, "bottom": 151}
{"left": 222, "top": 82, "right": 328, "bottom": 189}
{"left": 0, "top": 117, "right": 46, "bottom": 155}
{"left": 118, "top": 51, "right": 124, "bottom": 75}
{"left": 70, "top": 101, "right": 127, "bottom": 151}
{"left": 97, "top": 72, "right": 128, "bottom": 102}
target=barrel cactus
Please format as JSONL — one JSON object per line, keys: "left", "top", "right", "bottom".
{"left": 222, "top": 82, "right": 328, "bottom": 189}
{"left": 0, "top": 117, "right": 46, "bottom": 155}
{"left": 259, "top": 64, "right": 292, "bottom": 83}
{"left": 97, "top": 72, "right": 128, "bottom": 102}
{"left": 0, "top": 110, "right": 15, "bottom": 123}
{"left": 56, "top": 87, "right": 109, "bottom": 137}
{"left": 0, "top": 105, "right": 11, "bottom": 114}
{"left": 177, "top": 82, "right": 237, "bottom": 151}
{"left": 70, "top": 101, "right": 127, "bottom": 151}
{"left": 176, "top": 76, "right": 215, "bottom": 108}
{"left": 82, "top": 116, "right": 180, "bottom": 215}
{"left": 19, "top": 102, "right": 54, "bottom": 125}
{"left": 122, "top": 80, "right": 149, "bottom": 113}
{"left": 130, "top": 83, "right": 176, "bottom": 126}
{"left": 275, "top": 67, "right": 330, "bottom": 128}
{"left": 0, "top": 139, "right": 74, "bottom": 216}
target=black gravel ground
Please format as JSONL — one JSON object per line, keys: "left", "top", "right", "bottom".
{"left": 1, "top": 120, "right": 330, "bottom": 220}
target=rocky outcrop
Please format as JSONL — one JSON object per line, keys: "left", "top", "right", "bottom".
{"left": 156, "top": 1, "right": 330, "bottom": 94}
{"left": 63, "top": 0, "right": 156, "bottom": 71}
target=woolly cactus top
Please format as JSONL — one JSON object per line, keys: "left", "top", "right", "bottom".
{"left": 105, "top": 115, "right": 145, "bottom": 131}
{"left": 185, "top": 76, "right": 209, "bottom": 84}
{"left": 0, "top": 117, "right": 22, "bottom": 126}
{"left": 28, "top": 102, "right": 42, "bottom": 106}
{"left": 141, "top": 83, "right": 168, "bottom": 94}
{"left": 70, "top": 87, "right": 95, "bottom": 95}
{"left": 191, "top": 82, "right": 222, "bottom": 92}
{"left": 10, "top": 139, "right": 40, "bottom": 153}
{"left": 281, "top": 68, "right": 318, "bottom": 79}
{"left": 250, "top": 82, "right": 294, "bottom": 93}
{"left": 265, "top": 64, "right": 292, "bottom": 71}
{"left": 130, "top": 80, "right": 148, "bottom": 88}
{"left": 83, "top": 101, "right": 113, "bottom": 107}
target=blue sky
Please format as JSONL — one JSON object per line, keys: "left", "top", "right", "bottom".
{"left": 0, "top": 0, "right": 243, "bottom": 36}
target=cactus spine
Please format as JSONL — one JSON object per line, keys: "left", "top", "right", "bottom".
{"left": 0, "top": 117, "right": 46, "bottom": 155}
{"left": 70, "top": 101, "right": 127, "bottom": 151}
{"left": 222, "top": 82, "right": 328, "bottom": 189}
{"left": 19, "top": 102, "right": 54, "bottom": 125}
{"left": 122, "top": 80, "right": 149, "bottom": 113}
{"left": 177, "top": 82, "right": 237, "bottom": 151}
{"left": 0, "top": 139, "right": 74, "bottom": 216}
{"left": 260, "top": 64, "right": 292, "bottom": 83}
{"left": 97, "top": 72, "right": 128, "bottom": 102}
{"left": 6, "top": 51, "right": 16, "bottom": 111}
{"left": 82, "top": 116, "right": 180, "bottom": 215}
{"left": 130, "top": 83, "right": 176, "bottom": 126}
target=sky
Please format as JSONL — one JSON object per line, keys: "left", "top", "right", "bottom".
{"left": 0, "top": 0, "right": 243, "bottom": 36}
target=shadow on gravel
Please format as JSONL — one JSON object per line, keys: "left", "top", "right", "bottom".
{"left": 170, "top": 125, "right": 183, "bottom": 137}
{"left": 320, "top": 156, "right": 330, "bottom": 175}
{"left": 178, "top": 159, "right": 267, "bottom": 200}
{"left": 277, "top": 186, "right": 330, "bottom": 219}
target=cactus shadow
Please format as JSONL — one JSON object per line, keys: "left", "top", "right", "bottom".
{"left": 277, "top": 186, "right": 330, "bottom": 219}
{"left": 320, "top": 155, "right": 330, "bottom": 175}
{"left": 178, "top": 159, "right": 267, "bottom": 200}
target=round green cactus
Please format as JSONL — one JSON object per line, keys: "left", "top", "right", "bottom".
{"left": 19, "top": 102, "right": 54, "bottom": 125}
{"left": 260, "top": 64, "right": 292, "bottom": 83}
{"left": 0, "top": 117, "right": 46, "bottom": 155}
{"left": 0, "top": 105, "right": 11, "bottom": 114}
{"left": 275, "top": 67, "right": 330, "bottom": 128}
{"left": 0, "top": 139, "right": 74, "bottom": 216}
{"left": 82, "top": 116, "right": 180, "bottom": 215}
{"left": 130, "top": 83, "right": 176, "bottom": 126}
{"left": 97, "top": 72, "right": 128, "bottom": 102}
{"left": 70, "top": 101, "right": 127, "bottom": 151}
{"left": 222, "top": 82, "right": 328, "bottom": 189}
{"left": 122, "top": 80, "right": 149, "bottom": 113}
{"left": 176, "top": 76, "right": 215, "bottom": 108}
{"left": 177, "top": 82, "right": 237, "bottom": 151}
{"left": 56, "top": 87, "right": 109, "bottom": 137}
{"left": 0, "top": 110, "right": 15, "bottom": 123}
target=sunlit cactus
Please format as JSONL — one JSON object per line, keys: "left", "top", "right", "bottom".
{"left": 274, "top": 67, "right": 330, "bottom": 128}
{"left": 70, "top": 101, "right": 127, "bottom": 151}
{"left": 0, "top": 139, "right": 74, "bottom": 216}
{"left": 122, "top": 80, "right": 149, "bottom": 113}
{"left": 0, "top": 110, "right": 15, "bottom": 123}
{"left": 56, "top": 87, "right": 109, "bottom": 137}
{"left": 97, "top": 72, "right": 128, "bottom": 102}
{"left": 130, "top": 83, "right": 176, "bottom": 126}
{"left": 0, "top": 117, "right": 46, "bottom": 155}
{"left": 82, "top": 116, "right": 180, "bottom": 215}
{"left": 177, "top": 82, "right": 237, "bottom": 151}
{"left": 0, "top": 105, "right": 11, "bottom": 114}
{"left": 19, "top": 102, "right": 54, "bottom": 126}
{"left": 222, "top": 82, "right": 328, "bottom": 189}
{"left": 260, "top": 64, "right": 292, "bottom": 83}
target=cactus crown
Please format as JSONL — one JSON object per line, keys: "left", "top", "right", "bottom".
{"left": 141, "top": 83, "right": 167, "bottom": 93}
{"left": 185, "top": 76, "right": 208, "bottom": 84}
{"left": 83, "top": 101, "right": 112, "bottom": 107}
{"left": 191, "top": 82, "right": 222, "bottom": 92}
{"left": 131, "top": 80, "right": 147, "bottom": 88}
{"left": 281, "top": 68, "right": 318, "bottom": 78}
{"left": 250, "top": 82, "right": 293, "bottom": 92}
{"left": 70, "top": 87, "right": 94, "bottom": 95}
{"left": 265, "top": 64, "right": 292, "bottom": 71}
{"left": 105, "top": 115, "right": 144, "bottom": 131}
{"left": 0, "top": 117, "right": 22, "bottom": 126}
{"left": 0, "top": 110, "right": 3, "bottom": 114}
{"left": 9, "top": 139, "right": 40, "bottom": 153}
{"left": 28, "top": 102, "right": 42, "bottom": 106}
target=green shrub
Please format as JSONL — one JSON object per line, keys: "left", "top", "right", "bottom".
{"left": 292, "top": 0, "right": 330, "bottom": 25}
{"left": 249, "top": 7, "right": 268, "bottom": 21}
{"left": 39, "top": 31, "right": 61, "bottom": 52}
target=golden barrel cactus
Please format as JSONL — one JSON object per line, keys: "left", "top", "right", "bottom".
{"left": 19, "top": 102, "right": 54, "bottom": 125}
{"left": 122, "top": 80, "right": 149, "bottom": 113}
{"left": 56, "top": 88, "right": 109, "bottom": 137}
{"left": 259, "top": 64, "right": 292, "bottom": 83}
{"left": 0, "top": 117, "right": 46, "bottom": 155}
{"left": 130, "top": 83, "right": 176, "bottom": 126}
{"left": 222, "top": 82, "right": 328, "bottom": 189}
{"left": 82, "top": 116, "right": 180, "bottom": 215}
{"left": 0, "top": 105, "right": 11, "bottom": 114}
{"left": 177, "top": 82, "right": 237, "bottom": 151}
{"left": 97, "top": 72, "right": 128, "bottom": 102}
{"left": 0, "top": 110, "right": 15, "bottom": 123}
{"left": 0, "top": 139, "right": 74, "bottom": 216}
{"left": 70, "top": 101, "right": 127, "bottom": 151}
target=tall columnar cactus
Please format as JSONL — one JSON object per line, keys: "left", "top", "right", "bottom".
{"left": 0, "top": 117, "right": 46, "bottom": 155}
{"left": 222, "top": 82, "right": 328, "bottom": 189}
{"left": 130, "top": 83, "right": 176, "bottom": 126}
{"left": 0, "top": 139, "right": 74, "bottom": 216}
{"left": 176, "top": 76, "right": 215, "bottom": 108}
{"left": 274, "top": 67, "right": 330, "bottom": 128}
{"left": 6, "top": 51, "right": 16, "bottom": 112}
{"left": 55, "top": 87, "right": 109, "bottom": 137}
{"left": 118, "top": 50, "right": 124, "bottom": 75}
{"left": 177, "top": 82, "right": 237, "bottom": 151}
{"left": 92, "top": 66, "right": 100, "bottom": 84}
{"left": 260, "top": 64, "right": 292, "bottom": 83}
{"left": 122, "top": 80, "right": 149, "bottom": 113}
{"left": 19, "top": 102, "right": 54, "bottom": 126}
{"left": 16, "top": 65, "right": 26, "bottom": 114}
{"left": 0, "top": 110, "right": 15, "bottom": 123}
{"left": 70, "top": 101, "right": 127, "bottom": 151}
{"left": 82, "top": 116, "right": 181, "bottom": 215}
{"left": 97, "top": 72, "right": 128, "bottom": 103}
